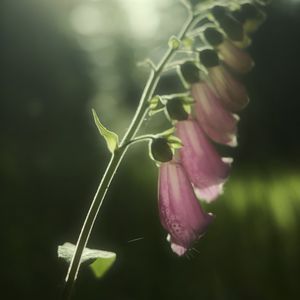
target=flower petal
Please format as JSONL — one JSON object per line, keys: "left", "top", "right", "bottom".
{"left": 192, "top": 82, "right": 239, "bottom": 147}
{"left": 158, "top": 162, "right": 213, "bottom": 255}
{"left": 208, "top": 66, "right": 249, "bottom": 112}
{"left": 176, "top": 120, "right": 231, "bottom": 202}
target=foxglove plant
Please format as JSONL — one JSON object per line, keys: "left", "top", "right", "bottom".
{"left": 59, "top": 0, "right": 271, "bottom": 299}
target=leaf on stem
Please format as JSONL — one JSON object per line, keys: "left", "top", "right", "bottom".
{"left": 58, "top": 242, "right": 116, "bottom": 279}
{"left": 92, "top": 109, "right": 119, "bottom": 153}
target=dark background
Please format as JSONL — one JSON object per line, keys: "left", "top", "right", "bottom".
{"left": 1, "top": 0, "right": 300, "bottom": 299}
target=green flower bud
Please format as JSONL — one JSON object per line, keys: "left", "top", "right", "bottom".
{"left": 166, "top": 98, "right": 189, "bottom": 121}
{"left": 150, "top": 138, "right": 173, "bottom": 162}
{"left": 180, "top": 62, "right": 201, "bottom": 84}
{"left": 199, "top": 49, "right": 220, "bottom": 68}
{"left": 211, "top": 6, "right": 227, "bottom": 20}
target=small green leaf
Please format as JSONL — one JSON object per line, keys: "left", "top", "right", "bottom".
{"left": 58, "top": 242, "right": 116, "bottom": 279}
{"left": 90, "top": 255, "right": 116, "bottom": 279}
{"left": 92, "top": 109, "right": 119, "bottom": 153}
{"left": 148, "top": 96, "right": 161, "bottom": 110}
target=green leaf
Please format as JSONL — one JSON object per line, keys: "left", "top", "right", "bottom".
{"left": 90, "top": 256, "right": 116, "bottom": 278}
{"left": 92, "top": 109, "right": 119, "bottom": 153}
{"left": 58, "top": 242, "right": 116, "bottom": 279}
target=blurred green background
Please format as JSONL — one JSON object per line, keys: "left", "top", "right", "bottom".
{"left": 1, "top": 0, "right": 300, "bottom": 299}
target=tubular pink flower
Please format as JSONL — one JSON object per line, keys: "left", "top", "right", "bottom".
{"left": 158, "top": 161, "right": 214, "bottom": 256}
{"left": 208, "top": 66, "right": 249, "bottom": 112}
{"left": 192, "top": 82, "right": 239, "bottom": 147}
{"left": 218, "top": 39, "right": 254, "bottom": 74}
{"left": 176, "top": 120, "right": 232, "bottom": 202}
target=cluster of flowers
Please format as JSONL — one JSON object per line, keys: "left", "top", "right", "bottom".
{"left": 152, "top": 1, "right": 269, "bottom": 256}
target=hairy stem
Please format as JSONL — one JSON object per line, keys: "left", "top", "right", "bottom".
{"left": 62, "top": 9, "right": 197, "bottom": 300}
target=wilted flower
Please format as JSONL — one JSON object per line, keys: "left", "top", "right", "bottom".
{"left": 158, "top": 161, "right": 214, "bottom": 256}
{"left": 192, "top": 81, "right": 239, "bottom": 147}
{"left": 176, "top": 120, "right": 232, "bottom": 202}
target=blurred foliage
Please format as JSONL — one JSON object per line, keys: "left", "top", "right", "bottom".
{"left": 0, "top": 0, "right": 300, "bottom": 299}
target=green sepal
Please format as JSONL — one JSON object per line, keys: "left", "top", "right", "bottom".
{"left": 166, "top": 98, "right": 189, "bottom": 121}
{"left": 148, "top": 95, "right": 161, "bottom": 110}
{"left": 180, "top": 62, "right": 201, "bottom": 84}
{"left": 92, "top": 109, "right": 119, "bottom": 154}
{"left": 167, "top": 135, "right": 183, "bottom": 150}
{"left": 183, "top": 103, "right": 192, "bottom": 115}
{"left": 57, "top": 242, "right": 116, "bottom": 279}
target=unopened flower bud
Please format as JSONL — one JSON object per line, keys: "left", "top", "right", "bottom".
{"left": 211, "top": 3, "right": 247, "bottom": 41}
{"left": 166, "top": 98, "right": 189, "bottom": 121}
{"left": 150, "top": 138, "right": 173, "bottom": 163}
{"left": 199, "top": 49, "right": 220, "bottom": 68}
{"left": 211, "top": 6, "right": 227, "bottom": 20}
{"left": 217, "top": 14, "right": 244, "bottom": 42}
{"left": 180, "top": 62, "right": 201, "bottom": 84}
{"left": 204, "top": 28, "right": 224, "bottom": 47}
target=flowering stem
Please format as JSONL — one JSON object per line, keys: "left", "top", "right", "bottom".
{"left": 61, "top": 9, "right": 198, "bottom": 300}
{"left": 123, "top": 134, "right": 156, "bottom": 147}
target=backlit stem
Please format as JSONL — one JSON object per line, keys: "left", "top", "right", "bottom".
{"left": 61, "top": 9, "right": 199, "bottom": 300}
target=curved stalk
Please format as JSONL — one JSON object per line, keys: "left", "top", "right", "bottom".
{"left": 61, "top": 9, "right": 198, "bottom": 300}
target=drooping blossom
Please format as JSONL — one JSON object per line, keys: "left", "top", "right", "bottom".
{"left": 208, "top": 65, "right": 249, "bottom": 112}
{"left": 192, "top": 81, "right": 239, "bottom": 147}
{"left": 158, "top": 161, "right": 214, "bottom": 256}
{"left": 154, "top": 1, "right": 270, "bottom": 256}
{"left": 232, "top": 3, "right": 266, "bottom": 35}
{"left": 176, "top": 120, "right": 232, "bottom": 202}
{"left": 218, "top": 39, "right": 254, "bottom": 73}
{"left": 199, "top": 49, "right": 249, "bottom": 112}
{"left": 203, "top": 27, "right": 254, "bottom": 74}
